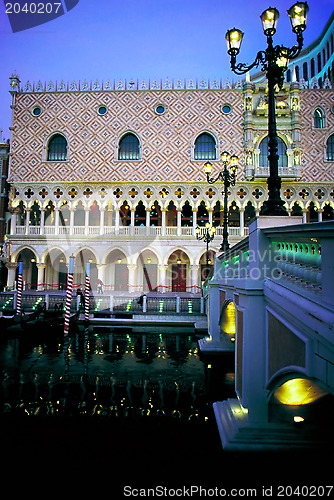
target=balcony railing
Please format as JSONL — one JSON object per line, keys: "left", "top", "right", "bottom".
{"left": 212, "top": 220, "right": 334, "bottom": 306}
{"left": 14, "top": 225, "right": 249, "bottom": 238}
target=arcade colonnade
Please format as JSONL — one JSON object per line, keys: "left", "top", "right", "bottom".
{"left": 6, "top": 182, "right": 334, "bottom": 292}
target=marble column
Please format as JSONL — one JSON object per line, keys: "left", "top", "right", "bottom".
{"left": 6, "top": 262, "right": 18, "bottom": 289}
{"left": 37, "top": 263, "right": 46, "bottom": 291}
{"left": 127, "top": 263, "right": 137, "bottom": 293}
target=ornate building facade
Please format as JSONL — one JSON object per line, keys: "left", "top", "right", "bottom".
{"left": 4, "top": 11, "right": 334, "bottom": 293}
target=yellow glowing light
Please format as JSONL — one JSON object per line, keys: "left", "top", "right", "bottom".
{"left": 273, "top": 378, "right": 328, "bottom": 405}
{"left": 294, "top": 416, "right": 304, "bottom": 423}
{"left": 220, "top": 301, "right": 236, "bottom": 335}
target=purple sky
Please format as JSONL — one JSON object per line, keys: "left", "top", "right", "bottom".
{"left": 0, "top": 0, "right": 333, "bottom": 139}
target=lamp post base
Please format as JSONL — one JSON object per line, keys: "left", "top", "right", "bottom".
{"left": 260, "top": 199, "right": 288, "bottom": 217}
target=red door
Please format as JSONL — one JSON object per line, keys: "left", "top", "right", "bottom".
{"left": 172, "top": 264, "right": 187, "bottom": 292}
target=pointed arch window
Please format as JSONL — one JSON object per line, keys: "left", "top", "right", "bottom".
{"left": 259, "top": 136, "right": 287, "bottom": 168}
{"left": 194, "top": 133, "right": 217, "bottom": 160}
{"left": 326, "top": 134, "right": 334, "bottom": 161}
{"left": 118, "top": 133, "right": 140, "bottom": 160}
{"left": 314, "top": 108, "right": 324, "bottom": 129}
{"left": 47, "top": 134, "right": 67, "bottom": 161}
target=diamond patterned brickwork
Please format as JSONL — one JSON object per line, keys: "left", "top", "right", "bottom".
{"left": 299, "top": 89, "right": 334, "bottom": 182}
{"left": 9, "top": 89, "right": 244, "bottom": 183}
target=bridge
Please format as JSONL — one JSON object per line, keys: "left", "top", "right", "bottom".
{"left": 200, "top": 216, "right": 334, "bottom": 450}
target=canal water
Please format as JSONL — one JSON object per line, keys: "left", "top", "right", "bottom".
{"left": 0, "top": 326, "right": 330, "bottom": 490}
{"left": 0, "top": 325, "right": 236, "bottom": 484}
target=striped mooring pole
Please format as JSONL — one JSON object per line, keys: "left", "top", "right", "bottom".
{"left": 16, "top": 261, "right": 23, "bottom": 315}
{"left": 84, "top": 261, "right": 90, "bottom": 322}
{"left": 64, "top": 256, "right": 75, "bottom": 336}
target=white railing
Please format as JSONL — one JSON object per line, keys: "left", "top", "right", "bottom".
{"left": 14, "top": 224, "right": 249, "bottom": 238}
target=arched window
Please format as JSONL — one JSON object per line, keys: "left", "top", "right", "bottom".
{"left": 194, "top": 133, "right": 216, "bottom": 160}
{"left": 47, "top": 134, "right": 67, "bottom": 161}
{"left": 259, "top": 136, "right": 287, "bottom": 168}
{"left": 303, "top": 62, "right": 308, "bottom": 81}
{"left": 314, "top": 108, "right": 324, "bottom": 129}
{"left": 326, "top": 134, "right": 334, "bottom": 161}
{"left": 118, "top": 133, "right": 140, "bottom": 160}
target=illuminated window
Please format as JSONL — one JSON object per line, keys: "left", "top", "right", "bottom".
{"left": 194, "top": 133, "right": 216, "bottom": 160}
{"left": 118, "top": 133, "right": 140, "bottom": 160}
{"left": 314, "top": 108, "right": 324, "bottom": 129}
{"left": 327, "top": 134, "right": 334, "bottom": 161}
{"left": 47, "top": 134, "right": 67, "bottom": 161}
{"left": 259, "top": 136, "right": 287, "bottom": 168}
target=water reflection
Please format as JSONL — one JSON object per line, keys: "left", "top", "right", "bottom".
{"left": 0, "top": 326, "right": 235, "bottom": 422}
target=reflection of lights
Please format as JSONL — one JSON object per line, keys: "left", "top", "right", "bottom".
{"left": 274, "top": 378, "right": 328, "bottom": 405}
{"left": 294, "top": 416, "right": 304, "bottom": 423}
{"left": 221, "top": 301, "right": 236, "bottom": 335}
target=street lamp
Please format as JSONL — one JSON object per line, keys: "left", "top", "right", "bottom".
{"left": 204, "top": 152, "right": 238, "bottom": 252}
{"left": 195, "top": 222, "right": 216, "bottom": 279}
{"left": 226, "top": 2, "right": 309, "bottom": 216}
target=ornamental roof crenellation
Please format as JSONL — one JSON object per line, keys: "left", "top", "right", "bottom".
{"left": 19, "top": 77, "right": 245, "bottom": 93}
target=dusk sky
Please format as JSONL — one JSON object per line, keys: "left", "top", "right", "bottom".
{"left": 0, "top": 0, "right": 333, "bottom": 139}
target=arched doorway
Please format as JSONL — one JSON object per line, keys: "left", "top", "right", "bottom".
{"left": 74, "top": 250, "right": 98, "bottom": 290}
{"left": 106, "top": 249, "right": 128, "bottom": 292}
{"left": 45, "top": 249, "right": 67, "bottom": 290}
{"left": 137, "top": 250, "right": 158, "bottom": 292}
{"left": 16, "top": 248, "right": 38, "bottom": 290}
{"left": 168, "top": 250, "right": 190, "bottom": 292}
{"left": 199, "top": 250, "right": 215, "bottom": 281}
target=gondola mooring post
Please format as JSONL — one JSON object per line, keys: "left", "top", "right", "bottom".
{"left": 64, "top": 256, "right": 74, "bottom": 336}
{"left": 85, "top": 261, "right": 90, "bottom": 323}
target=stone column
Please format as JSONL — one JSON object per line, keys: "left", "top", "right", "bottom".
{"left": 192, "top": 210, "right": 197, "bottom": 236}
{"left": 158, "top": 264, "right": 168, "bottom": 293}
{"left": 99, "top": 208, "right": 105, "bottom": 235}
{"left": 25, "top": 208, "right": 31, "bottom": 235}
{"left": 127, "top": 263, "right": 137, "bottom": 293}
{"left": 40, "top": 209, "right": 45, "bottom": 235}
{"left": 317, "top": 209, "right": 323, "bottom": 222}
{"left": 70, "top": 209, "right": 75, "bottom": 235}
{"left": 115, "top": 209, "right": 120, "bottom": 233}
{"left": 6, "top": 262, "right": 18, "bottom": 289}
{"left": 10, "top": 208, "right": 18, "bottom": 235}
{"left": 84, "top": 209, "right": 89, "bottom": 236}
{"left": 55, "top": 209, "right": 60, "bottom": 235}
{"left": 161, "top": 209, "right": 166, "bottom": 236}
{"left": 239, "top": 208, "right": 245, "bottom": 237}
{"left": 190, "top": 264, "right": 200, "bottom": 293}
{"left": 177, "top": 209, "right": 182, "bottom": 236}
{"left": 302, "top": 208, "right": 308, "bottom": 224}
{"left": 146, "top": 209, "right": 150, "bottom": 235}
{"left": 37, "top": 263, "right": 46, "bottom": 291}
{"left": 208, "top": 209, "right": 213, "bottom": 225}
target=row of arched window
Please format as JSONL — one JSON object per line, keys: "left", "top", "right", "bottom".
{"left": 46, "top": 130, "right": 334, "bottom": 163}
{"left": 286, "top": 33, "right": 334, "bottom": 83}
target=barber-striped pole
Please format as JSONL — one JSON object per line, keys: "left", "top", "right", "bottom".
{"left": 64, "top": 256, "right": 75, "bottom": 336}
{"left": 84, "top": 262, "right": 90, "bottom": 322}
{"left": 16, "top": 261, "right": 23, "bottom": 315}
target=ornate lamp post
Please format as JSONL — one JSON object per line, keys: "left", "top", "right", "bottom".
{"left": 204, "top": 152, "right": 238, "bottom": 252}
{"left": 195, "top": 222, "right": 216, "bottom": 279}
{"left": 226, "top": 2, "right": 309, "bottom": 216}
